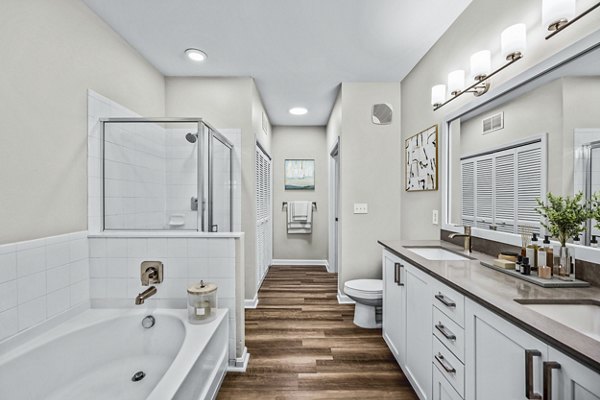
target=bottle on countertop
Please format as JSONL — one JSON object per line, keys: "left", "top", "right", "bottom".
{"left": 543, "top": 235, "right": 554, "bottom": 274}
{"left": 538, "top": 235, "right": 550, "bottom": 268}
{"left": 573, "top": 235, "right": 581, "bottom": 246}
{"left": 592, "top": 235, "right": 598, "bottom": 248}
{"left": 521, "top": 256, "right": 531, "bottom": 276}
{"left": 516, "top": 255, "right": 523, "bottom": 274}
{"left": 526, "top": 233, "right": 539, "bottom": 270}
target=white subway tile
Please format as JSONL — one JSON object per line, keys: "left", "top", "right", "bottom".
{"left": 0, "top": 252, "right": 17, "bottom": 284}
{"left": 45, "top": 242, "right": 70, "bottom": 269}
{"left": 17, "top": 246, "right": 46, "bottom": 277}
{"left": 188, "top": 258, "right": 209, "bottom": 278}
{"left": 106, "top": 258, "right": 128, "bottom": 278}
{"left": 106, "top": 278, "right": 128, "bottom": 299}
{"left": 89, "top": 238, "right": 106, "bottom": 258}
{"left": 17, "top": 272, "right": 46, "bottom": 304}
{"left": 146, "top": 239, "right": 168, "bottom": 258}
{"left": 127, "top": 239, "right": 148, "bottom": 257}
{"left": 70, "top": 238, "right": 89, "bottom": 261}
{"left": 187, "top": 239, "right": 208, "bottom": 257}
{"left": 70, "top": 280, "right": 89, "bottom": 305}
{"left": 16, "top": 237, "right": 45, "bottom": 251}
{"left": 90, "top": 278, "right": 107, "bottom": 299}
{"left": 89, "top": 258, "right": 107, "bottom": 278}
{"left": 208, "top": 258, "right": 235, "bottom": 278}
{"left": 163, "top": 258, "right": 187, "bottom": 279}
{"left": 70, "top": 259, "right": 89, "bottom": 283}
{"left": 208, "top": 239, "right": 234, "bottom": 258}
{"left": 46, "top": 264, "right": 70, "bottom": 293}
{"left": 0, "top": 281, "right": 18, "bottom": 312}
{"left": 18, "top": 297, "right": 46, "bottom": 330}
{"left": 46, "top": 288, "right": 70, "bottom": 317}
{"left": 167, "top": 239, "right": 187, "bottom": 258}
{"left": 106, "top": 238, "right": 128, "bottom": 258}
{"left": 0, "top": 308, "right": 19, "bottom": 341}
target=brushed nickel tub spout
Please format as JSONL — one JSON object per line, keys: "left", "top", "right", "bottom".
{"left": 135, "top": 286, "right": 157, "bottom": 305}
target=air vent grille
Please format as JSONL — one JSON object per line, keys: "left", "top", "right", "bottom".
{"left": 482, "top": 112, "right": 504, "bottom": 134}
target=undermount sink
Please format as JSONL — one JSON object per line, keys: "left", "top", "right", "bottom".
{"left": 517, "top": 300, "right": 600, "bottom": 342}
{"left": 406, "top": 246, "right": 472, "bottom": 261}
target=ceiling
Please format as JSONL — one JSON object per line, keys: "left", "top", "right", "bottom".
{"left": 83, "top": 0, "right": 472, "bottom": 126}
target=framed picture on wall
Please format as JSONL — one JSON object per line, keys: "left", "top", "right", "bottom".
{"left": 405, "top": 125, "right": 438, "bottom": 192}
{"left": 285, "top": 159, "right": 315, "bottom": 190}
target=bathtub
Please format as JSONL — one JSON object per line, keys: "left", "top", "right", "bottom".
{"left": 0, "top": 308, "right": 228, "bottom": 400}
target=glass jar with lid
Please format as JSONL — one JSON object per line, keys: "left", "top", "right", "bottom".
{"left": 187, "top": 281, "right": 217, "bottom": 324}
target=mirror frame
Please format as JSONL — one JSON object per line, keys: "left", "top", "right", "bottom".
{"left": 441, "top": 29, "right": 600, "bottom": 262}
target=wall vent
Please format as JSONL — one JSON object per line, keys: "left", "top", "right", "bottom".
{"left": 482, "top": 112, "right": 504, "bottom": 134}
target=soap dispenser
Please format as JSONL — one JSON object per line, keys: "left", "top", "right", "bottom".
{"left": 526, "top": 233, "right": 539, "bottom": 270}
{"left": 592, "top": 235, "right": 598, "bottom": 248}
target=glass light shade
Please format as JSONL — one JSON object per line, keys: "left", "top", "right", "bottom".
{"left": 448, "top": 70, "right": 465, "bottom": 94}
{"left": 431, "top": 84, "right": 446, "bottom": 106}
{"left": 542, "top": 0, "right": 576, "bottom": 29}
{"left": 185, "top": 48, "right": 207, "bottom": 62}
{"left": 470, "top": 50, "right": 492, "bottom": 80}
{"left": 501, "top": 24, "right": 527, "bottom": 60}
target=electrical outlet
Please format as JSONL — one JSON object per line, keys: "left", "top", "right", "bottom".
{"left": 432, "top": 209, "right": 439, "bottom": 225}
{"left": 354, "top": 203, "right": 368, "bottom": 214}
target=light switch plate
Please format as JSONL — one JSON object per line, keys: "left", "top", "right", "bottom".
{"left": 354, "top": 203, "right": 368, "bottom": 214}
{"left": 432, "top": 209, "right": 439, "bottom": 225}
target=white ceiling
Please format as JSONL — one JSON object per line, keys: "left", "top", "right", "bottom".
{"left": 83, "top": 0, "right": 472, "bottom": 126}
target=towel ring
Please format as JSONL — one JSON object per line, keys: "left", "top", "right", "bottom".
{"left": 282, "top": 202, "right": 317, "bottom": 211}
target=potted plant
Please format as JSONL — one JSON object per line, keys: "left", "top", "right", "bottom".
{"left": 535, "top": 192, "right": 590, "bottom": 276}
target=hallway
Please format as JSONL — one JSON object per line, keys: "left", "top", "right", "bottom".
{"left": 218, "top": 266, "right": 418, "bottom": 399}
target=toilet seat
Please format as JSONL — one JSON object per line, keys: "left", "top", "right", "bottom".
{"left": 344, "top": 279, "right": 383, "bottom": 300}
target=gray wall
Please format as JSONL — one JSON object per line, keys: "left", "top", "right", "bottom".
{"left": 400, "top": 0, "right": 600, "bottom": 240}
{"left": 0, "top": 0, "right": 166, "bottom": 244}
{"left": 272, "top": 126, "right": 328, "bottom": 261}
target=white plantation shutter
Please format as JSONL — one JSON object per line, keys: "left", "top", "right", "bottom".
{"left": 517, "top": 144, "right": 542, "bottom": 234}
{"left": 461, "top": 160, "right": 475, "bottom": 226}
{"left": 461, "top": 140, "right": 544, "bottom": 235}
{"left": 494, "top": 151, "right": 516, "bottom": 233}
{"left": 256, "top": 144, "right": 272, "bottom": 287}
{"left": 475, "top": 157, "right": 494, "bottom": 229}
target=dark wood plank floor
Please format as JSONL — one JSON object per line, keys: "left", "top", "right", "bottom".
{"left": 217, "top": 266, "right": 418, "bottom": 400}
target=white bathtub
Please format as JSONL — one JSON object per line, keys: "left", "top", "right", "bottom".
{"left": 0, "top": 308, "right": 228, "bottom": 400}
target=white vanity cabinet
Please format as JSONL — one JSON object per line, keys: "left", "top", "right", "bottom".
{"left": 546, "top": 347, "right": 600, "bottom": 400}
{"left": 382, "top": 250, "right": 406, "bottom": 363}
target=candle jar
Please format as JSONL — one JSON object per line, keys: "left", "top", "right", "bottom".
{"left": 187, "top": 281, "right": 217, "bottom": 324}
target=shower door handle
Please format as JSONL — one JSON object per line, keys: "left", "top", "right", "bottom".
{"left": 190, "top": 197, "right": 198, "bottom": 211}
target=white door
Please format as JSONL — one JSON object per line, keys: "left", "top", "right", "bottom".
{"left": 404, "top": 263, "right": 432, "bottom": 400}
{"left": 466, "top": 300, "right": 548, "bottom": 400}
{"left": 329, "top": 140, "right": 340, "bottom": 273}
{"left": 382, "top": 250, "right": 406, "bottom": 365}
{"left": 256, "top": 144, "right": 272, "bottom": 288}
{"left": 548, "top": 347, "right": 600, "bottom": 400}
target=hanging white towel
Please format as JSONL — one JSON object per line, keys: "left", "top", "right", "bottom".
{"left": 287, "top": 201, "right": 313, "bottom": 234}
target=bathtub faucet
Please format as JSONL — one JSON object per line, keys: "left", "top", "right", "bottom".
{"left": 135, "top": 286, "right": 157, "bottom": 305}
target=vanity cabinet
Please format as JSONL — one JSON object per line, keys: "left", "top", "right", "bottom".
{"left": 547, "top": 347, "right": 600, "bottom": 400}
{"left": 382, "top": 250, "right": 406, "bottom": 363}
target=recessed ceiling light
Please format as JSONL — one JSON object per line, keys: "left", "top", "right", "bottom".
{"left": 289, "top": 107, "right": 308, "bottom": 115}
{"left": 185, "top": 48, "right": 207, "bottom": 62}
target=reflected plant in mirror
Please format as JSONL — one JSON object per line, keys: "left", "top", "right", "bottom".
{"left": 535, "top": 192, "right": 589, "bottom": 247}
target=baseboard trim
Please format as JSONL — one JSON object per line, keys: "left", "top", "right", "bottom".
{"left": 244, "top": 295, "right": 259, "bottom": 309}
{"left": 337, "top": 290, "right": 355, "bottom": 304}
{"left": 228, "top": 347, "right": 250, "bottom": 373}
{"left": 271, "top": 259, "right": 329, "bottom": 267}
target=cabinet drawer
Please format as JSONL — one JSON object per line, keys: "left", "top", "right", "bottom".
{"left": 433, "top": 336, "right": 465, "bottom": 397}
{"left": 433, "top": 364, "right": 464, "bottom": 400}
{"left": 433, "top": 306, "right": 465, "bottom": 362}
{"left": 432, "top": 280, "right": 465, "bottom": 327}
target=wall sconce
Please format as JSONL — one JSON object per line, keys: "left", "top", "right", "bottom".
{"left": 543, "top": 0, "right": 600, "bottom": 40}
{"left": 431, "top": 24, "right": 526, "bottom": 111}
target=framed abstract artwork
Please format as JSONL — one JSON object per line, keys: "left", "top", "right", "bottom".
{"left": 284, "top": 159, "right": 315, "bottom": 190}
{"left": 405, "top": 125, "right": 438, "bottom": 191}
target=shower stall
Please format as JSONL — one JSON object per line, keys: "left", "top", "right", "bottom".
{"left": 100, "top": 118, "right": 233, "bottom": 232}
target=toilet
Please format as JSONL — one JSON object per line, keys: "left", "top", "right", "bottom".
{"left": 343, "top": 279, "right": 383, "bottom": 329}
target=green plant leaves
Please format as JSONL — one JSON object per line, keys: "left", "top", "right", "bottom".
{"left": 535, "top": 192, "right": 590, "bottom": 247}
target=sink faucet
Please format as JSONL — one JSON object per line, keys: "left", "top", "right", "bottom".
{"left": 135, "top": 286, "right": 157, "bottom": 305}
{"left": 449, "top": 226, "right": 472, "bottom": 253}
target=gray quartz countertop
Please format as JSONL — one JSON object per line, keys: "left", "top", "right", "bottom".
{"left": 378, "top": 239, "right": 600, "bottom": 373}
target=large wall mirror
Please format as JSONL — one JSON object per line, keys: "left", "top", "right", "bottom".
{"left": 443, "top": 33, "right": 600, "bottom": 254}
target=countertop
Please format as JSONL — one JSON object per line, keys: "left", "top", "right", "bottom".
{"left": 378, "top": 239, "right": 600, "bottom": 373}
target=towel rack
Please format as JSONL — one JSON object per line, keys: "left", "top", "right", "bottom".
{"left": 282, "top": 201, "right": 317, "bottom": 211}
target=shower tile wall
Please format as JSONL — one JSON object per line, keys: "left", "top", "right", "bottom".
{"left": 0, "top": 232, "right": 89, "bottom": 341}
{"left": 166, "top": 129, "right": 198, "bottom": 229}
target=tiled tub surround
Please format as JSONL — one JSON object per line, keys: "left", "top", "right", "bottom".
{"left": 0, "top": 232, "right": 89, "bottom": 341}
{"left": 87, "top": 234, "right": 246, "bottom": 366}
{"left": 379, "top": 239, "right": 600, "bottom": 373}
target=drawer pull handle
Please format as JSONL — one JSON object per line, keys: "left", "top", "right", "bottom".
{"left": 543, "top": 361, "right": 561, "bottom": 400}
{"left": 434, "top": 352, "right": 456, "bottom": 374}
{"left": 395, "top": 263, "right": 404, "bottom": 286}
{"left": 525, "top": 349, "right": 542, "bottom": 399}
{"left": 435, "top": 322, "right": 457, "bottom": 341}
{"left": 394, "top": 263, "right": 399, "bottom": 284}
{"left": 435, "top": 292, "right": 456, "bottom": 308}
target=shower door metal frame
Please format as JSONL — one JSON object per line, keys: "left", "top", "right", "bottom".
{"left": 582, "top": 140, "right": 600, "bottom": 245}
{"left": 207, "top": 128, "right": 234, "bottom": 232}
{"left": 100, "top": 117, "right": 233, "bottom": 232}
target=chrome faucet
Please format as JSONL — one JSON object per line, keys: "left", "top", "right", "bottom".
{"left": 135, "top": 286, "right": 157, "bottom": 305}
{"left": 449, "top": 226, "right": 472, "bottom": 253}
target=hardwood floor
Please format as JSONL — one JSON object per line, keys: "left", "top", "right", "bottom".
{"left": 217, "top": 266, "right": 418, "bottom": 400}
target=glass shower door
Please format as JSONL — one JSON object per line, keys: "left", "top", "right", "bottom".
{"left": 208, "top": 130, "right": 232, "bottom": 232}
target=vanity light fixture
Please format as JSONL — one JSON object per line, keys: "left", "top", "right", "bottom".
{"left": 289, "top": 107, "right": 308, "bottom": 115}
{"left": 185, "top": 48, "right": 207, "bottom": 62}
{"left": 431, "top": 24, "right": 526, "bottom": 111}
{"left": 543, "top": 0, "right": 600, "bottom": 40}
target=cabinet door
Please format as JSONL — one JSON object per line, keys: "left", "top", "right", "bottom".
{"left": 382, "top": 251, "right": 406, "bottom": 365}
{"left": 547, "top": 347, "right": 600, "bottom": 400}
{"left": 465, "top": 300, "right": 547, "bottom": 400}
{"left": 433, "top": 365, "right": 463, "bottom": 400}
{"left": 405, "top": 263, "right": 432, "bottom": 400}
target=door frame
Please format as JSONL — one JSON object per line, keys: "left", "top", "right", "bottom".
{"left": 329, "top": 138, "right": 340, "bottom": 273}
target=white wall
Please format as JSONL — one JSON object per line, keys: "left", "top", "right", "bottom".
{"left": 0, "top": 0, "right": 165, "bottom": 244}
{"left": 272, "top": 126, "right": 328, "bottom": 261}
{"left": 337, "top": 82, "right": 402, "bottom": 287}
{"left": 400, "top": 0, "right": 600, "bottom": 240}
